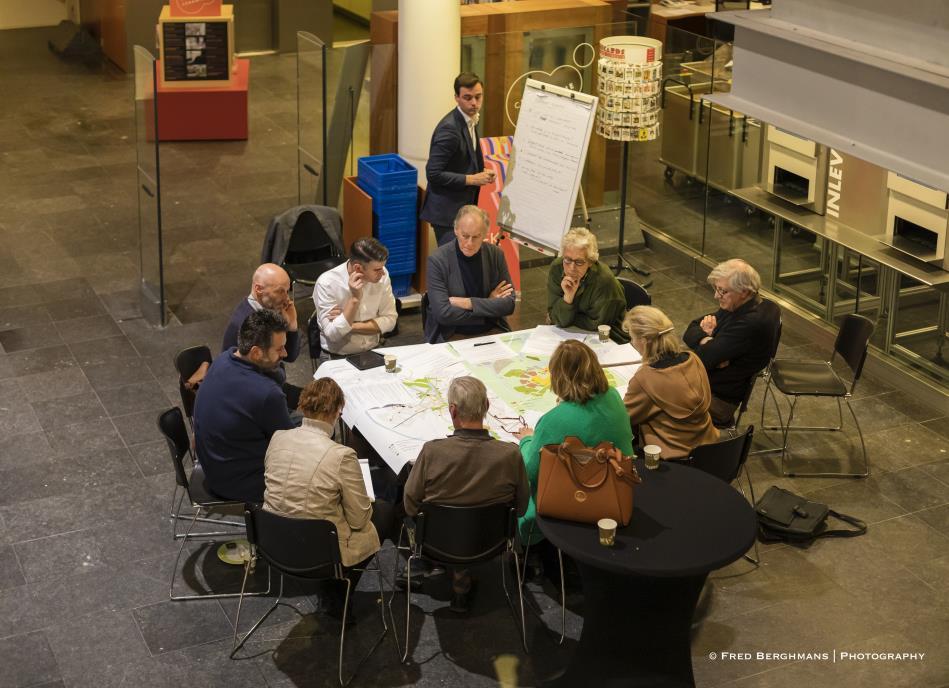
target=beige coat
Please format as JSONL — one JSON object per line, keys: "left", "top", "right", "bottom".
{"left": 264, "top": 419, "right": 379, "bottom": 566}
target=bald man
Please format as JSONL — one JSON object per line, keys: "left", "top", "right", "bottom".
{"left": 222, "top": 264, "right": 301, "bottom": 399}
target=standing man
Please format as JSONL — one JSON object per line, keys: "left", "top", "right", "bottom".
{"left": 424, "top": 205, "right": 515, "bottom": 343}
{"left": 420, "top": 72, "right": 496, "bottom": 247}
{"left": 313, "top": 237, "right": 399, "bottom": 358}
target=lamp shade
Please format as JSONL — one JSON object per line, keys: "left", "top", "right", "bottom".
{"left": 595, "top": 36, "right": 662, "bottom": 142}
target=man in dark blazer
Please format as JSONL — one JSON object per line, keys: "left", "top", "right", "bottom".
{"left": 683, "top": 259, "right": 781, "bottom": 426}
{"left": 420, "top": 72, "right": 496, "bottom": 247}
{"left": 424, "top": 205, "right": 515, "bottom": 343}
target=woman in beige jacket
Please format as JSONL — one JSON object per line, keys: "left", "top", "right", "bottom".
{"left": 623, "top": 306, "right": 719, "bottom": 460}
{"left": 264, "top": 377, "right": 393, "bottom": 619}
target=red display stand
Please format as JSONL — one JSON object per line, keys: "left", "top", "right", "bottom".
{"left": 155, "top": 58, "right": 249, "bottom": 141}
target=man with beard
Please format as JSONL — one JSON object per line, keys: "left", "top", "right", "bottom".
{"left": 195, "top": 310, "right": 295, "bottom": 503}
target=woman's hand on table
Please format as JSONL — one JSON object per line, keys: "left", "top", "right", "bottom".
{"left": 514, "top": 425, "right": 534, "bottom": 440}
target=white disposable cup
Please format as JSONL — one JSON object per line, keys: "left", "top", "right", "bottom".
{"left": 643, "top": 444, "right": 661, "bottom": 470}
{"left": 598, "top": 324, "right": 611, "bottom": 343}
{"left": 598, "top": 518, "right": 618, "bottom": 546}
{"left": 384, "top": 354, "right": 397, "bottom": 372}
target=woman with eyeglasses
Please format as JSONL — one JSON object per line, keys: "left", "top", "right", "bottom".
{"left": 546, "top": 227, "right": 629, "bottom": 343}
{"left": 514, "top": 340, "right": 633, "bottom": 582}
{"left": 623, "top": 306, "right": 718, "bottom": 460}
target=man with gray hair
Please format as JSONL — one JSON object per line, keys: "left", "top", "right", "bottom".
{"left": 403, "top": 376, "right": 529, "bottom": 613}
{"left": 683, "top": 258, "right": 780, "bottom": 426}
{"left": 424, "top": 205, "right": 516, "bottom": 343}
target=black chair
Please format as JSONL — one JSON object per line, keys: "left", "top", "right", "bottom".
{"left": 714, "top": 370, "right": 758, "bottom": 433}
{"left": 688, "top": 426, "right": 758, "bottom": 565}
{"left": 281, "top": 209, "right": 345, "bottom": 289}
{"left": 157, "top": 407, "right": 269, "bottom": 601}
{"left": 307, "top": 310, "right": 323, "bottom": 373}
{"left": 394, "top": 502, "right": 527, "bottom": 661}
{"left": 174, "top": 345, "right": 213, "bottom": 428}
{"left": 761, "top": 313, "right": 874, "bottom": 478}
{"left": 617, "top": 277, "right": 652, "bottom": 309}
{"left": 230, "top": 506, "right": 388, "bottom": 686}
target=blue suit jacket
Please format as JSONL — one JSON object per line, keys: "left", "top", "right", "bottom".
{"left": 419, "top": 108, "right": 484, "bottom": 228}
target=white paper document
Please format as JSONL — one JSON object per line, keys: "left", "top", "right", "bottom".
{"left": 344, "top": 379, "right": 418, "bottom": 411}
{"left": 358, "top": 459, "right": 375, "bottom": 500}
{"left": 450, "top": 336, "right": 517, "bottom": 364}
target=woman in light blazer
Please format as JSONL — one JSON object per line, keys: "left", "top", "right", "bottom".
{"left": 264, "top": 377, "right": 393, "bottom": 619}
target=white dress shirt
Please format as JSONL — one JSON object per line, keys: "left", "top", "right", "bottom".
{"left": 313, "top": 261, "right": 398, "bottom": 355}
{"left": 458, "top": 106, "right": 478, "bottom": 151}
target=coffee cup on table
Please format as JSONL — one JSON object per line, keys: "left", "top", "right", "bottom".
{"left": 643, "top": 444, "right": 661, "bottom": 470}
{"left": 597, "top": 324, "right": 611, "bottom": 343}
{"left": 598, "top": 518, "right": 617, "bottom": 547}
{"left": 384, "top": 354, "right": 397, "bottom": 372}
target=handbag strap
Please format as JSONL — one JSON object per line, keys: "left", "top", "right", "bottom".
{"left": 817, "top": 510, "right": 867, "bottom": 539}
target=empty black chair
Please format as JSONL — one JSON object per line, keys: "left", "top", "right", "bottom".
{"left": 762, "top": 314, "right": 874, "bottom": 478}
{"left": 231, "top": 506, "right": 388, "bottom": 686}
{"left": 617, "top": 277, "right": 652, "bottom": 309}
{"left": 281, "top": 209, "right": 345, "bottom": 288}
{"left": 157, "top": 407, "right": 268, "bottom": 601}
{"left": 395, "top": 502, "right": 527, "bottom": 661}
{"left": 688, "top": 426, "right": 758, "bottom": 565}
{"left": 174, "top": 345, "right": 213, "bottom": 428}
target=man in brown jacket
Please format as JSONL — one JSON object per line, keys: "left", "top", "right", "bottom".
{"left": 403, "top": 376, "right": 529, "bottom": 613}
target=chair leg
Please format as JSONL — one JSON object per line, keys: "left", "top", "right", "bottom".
{"left": 338, "top": 576, "right": 352, "bottom": 686}
{"left": 784, "top": 396, "right": 869, "bottom": 478}
{"left": 401, "top": 554, "right": 415, "bottom": 664}
{"left": 557, "top": 548, "right": 566, "bottom": 646}
{"left": 735, "top": 477, "right": 760, "bottom": 567}
{"left": 845, "top": 398, "right": 870, "bottom": 478}
{"left": 231, "top": 574, "right": 285, "bottom": 658}
{"left": 510, "top": 549, "right": 529, "bottom": 654}
{"left": 750, "top": 379, "right": 786, "bottom": 455}
{"left": 779, "top": 397, "right": 798, "bottom": 477}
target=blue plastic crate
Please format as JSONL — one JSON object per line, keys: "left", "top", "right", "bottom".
{"left": 357, "top": 154, "right": 418, "bottom": 194}
{"left": 389, "top": 273, "right": 414, "bottom": 297}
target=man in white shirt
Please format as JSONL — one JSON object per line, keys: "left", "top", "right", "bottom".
{"left": 313, "top": 237, "right": 398, "bottom": 356}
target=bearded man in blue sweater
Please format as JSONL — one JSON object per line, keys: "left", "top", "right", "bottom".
{"left": 195, "top": 310, "right": 295, "bottom": 503}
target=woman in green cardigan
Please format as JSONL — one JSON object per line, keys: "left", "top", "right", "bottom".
{"left": 514, "top": 339, "right": 635, "bottom": 546}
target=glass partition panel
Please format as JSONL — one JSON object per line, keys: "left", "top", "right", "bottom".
{"left": 132, "top": 46, "right": 165, "bottom": 327}
{"left": 890, "top": 278, "right": 949, "bottom": 383}
{"left": 297, "top": 31, "right": 326, "bottom": 205}
{"left": 325, "top": 40, "right": 371, "bottom": 209}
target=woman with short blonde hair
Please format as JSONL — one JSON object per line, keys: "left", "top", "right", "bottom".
{"left": 515, "top": 340, "right": 633, "bottom": 547}
{"left": 623, "top": 306, "right": 718, "bottom": 460}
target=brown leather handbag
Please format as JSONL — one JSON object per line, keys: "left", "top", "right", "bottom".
{"left": 535, "top": 437, "right": 641, "bottom": 526}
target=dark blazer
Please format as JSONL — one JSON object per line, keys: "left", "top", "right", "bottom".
{"left": 683, "top": 297, "right": 780, "bottom": 405}
{"left": 221, "top": 299, "right": 301, "bottom": 386}
{"left": 424, "top": 240, "right": 515, "bottom": 343}
{"left": 419, "top": 108, "right": 484, "bottom": 228}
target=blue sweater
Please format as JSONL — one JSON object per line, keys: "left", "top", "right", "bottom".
{"left": 222, "top": 299, "right": 301, "bottom": 385}
{"left": 194, "top": 349, "right": 294, "bottom": 503}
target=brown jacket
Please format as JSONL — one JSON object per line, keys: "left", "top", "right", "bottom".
{"left": 404, "top": 429, "right": 530, "bottom": 517}
{"left": 263, "top": 419, "right": 379, "bottom": 566}
{"left": 624, "top": 352, "right": 719, "bottom": 460}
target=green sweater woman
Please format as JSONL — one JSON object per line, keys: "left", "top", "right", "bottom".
{"left": 515, "top": 340, "right": 635, "bottom": 544}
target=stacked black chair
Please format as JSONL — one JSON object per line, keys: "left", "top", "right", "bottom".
{"left": 230, "top": 506, "right": 389, "bottom": 686}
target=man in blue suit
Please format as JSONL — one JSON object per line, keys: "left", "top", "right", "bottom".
{"left": 420, "top": 72, "right": 496, "bottom": 247}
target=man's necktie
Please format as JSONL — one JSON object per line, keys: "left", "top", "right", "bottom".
{"left": 468, "top": 113, "right": 479, "bottom": 151}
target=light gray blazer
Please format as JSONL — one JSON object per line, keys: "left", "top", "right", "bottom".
{"left": 424, "top": 240, "right": 515, "bottom": 343}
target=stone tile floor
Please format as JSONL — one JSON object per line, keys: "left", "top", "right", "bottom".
{"left": 0, "top": 25, "right": 947, "bottom": 688}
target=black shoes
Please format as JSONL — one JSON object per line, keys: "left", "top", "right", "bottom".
{"left": 395, "top": 562, "right": 446, "bottom": 591}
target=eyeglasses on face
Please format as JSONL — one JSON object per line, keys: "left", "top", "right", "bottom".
{"left": 713, "top": 285, "right": 732, "bottom": 297}
{"left": 562, "top": 257, "right": 588, "bottom": 268}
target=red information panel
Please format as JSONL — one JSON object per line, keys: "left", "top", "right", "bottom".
{"left": 169, "top": 0, "right": 223, "bottom": 17}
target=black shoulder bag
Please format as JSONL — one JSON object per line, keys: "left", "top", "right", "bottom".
{"left": 755, "top": 486, "right": 867, "bottom": 546}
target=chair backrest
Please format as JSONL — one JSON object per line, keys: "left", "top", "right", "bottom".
{"left": 617, "top": 277, "right": 652, "bottom": 309}
{"left": 157, "top": 407, "right": 193, "bottom": 490}
{"left": 415, "top": 502, "right": 515, "bottom": 565}
{"left": 833, "top": 314, "right": 875, "bottom": 384}
{"left": 306, "top": 310, "right": 322, "bottom": 363}
{"left": 285, "top": 210, "right": 341, "bottom": 262}
{"left": 174, "top": 345, "right": 212, "bottom": 421}
{"left": 420, "top": 291, "right": 429, "bottom": 331}
{"left": 245, "top": 506, "right": 343, "bottom": 577}
{"left": 689, "top": 426, "right": 754, "bottom": 484}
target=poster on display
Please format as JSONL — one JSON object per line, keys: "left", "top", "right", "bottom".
{"left": 162, "top": 20, "right": 230, "bottom": 82}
